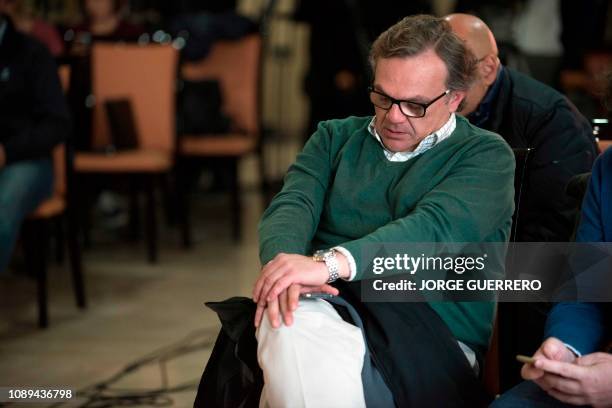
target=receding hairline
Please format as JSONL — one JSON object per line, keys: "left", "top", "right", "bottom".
{"left": 444, "top": 13, "right": 498, "bottom": 58}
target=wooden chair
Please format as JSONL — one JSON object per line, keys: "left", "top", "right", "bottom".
{"left": 177, "top": 34, "right": 263, "bottom": 245}
{"left": 74, "top": 43, "right": 179, "bottom": 263}
{"left": 23, "top": 65, "right": 86, "bottom": 328}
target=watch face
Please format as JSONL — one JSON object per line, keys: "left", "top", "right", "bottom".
{"left": 313, "top": 249, "right": 329, "bottom": 261}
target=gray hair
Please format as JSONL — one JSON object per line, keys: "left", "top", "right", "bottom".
{"left": 369, "top": 14, "right": 477, "bottom": 93}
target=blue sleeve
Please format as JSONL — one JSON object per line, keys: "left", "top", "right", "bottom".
{"left": 545, "top": 152, "right": 610, "bottom": 354}
{"left": 545, "top": 302, "right": 605, "bottom": 355}
{"left": 575, "top": 150, "right": 607, "bottom": 242}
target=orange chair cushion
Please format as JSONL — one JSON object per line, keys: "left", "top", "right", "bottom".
{"left": 179, "top": 134, "right": 256, "bottom": 157}
{"left": 29, "top": 195, "right": 65, "bottom": 219}
{"left": 75, "top": 150, "right": 172, "bottom": 173}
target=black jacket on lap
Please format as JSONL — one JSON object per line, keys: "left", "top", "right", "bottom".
{"left": 479, "top": 67, "right": 596, "bottom": 242}
{"left": 0, "top": 16, "right": 69, "bottom": 164}
{"left": 195, "top": 295, "right": 487, "bottom": 408}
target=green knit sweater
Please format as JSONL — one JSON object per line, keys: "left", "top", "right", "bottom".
{"left": 258, "top": 115, "right": 515, "bottom": 349}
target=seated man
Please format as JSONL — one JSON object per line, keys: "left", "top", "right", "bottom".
{"left": 0, "top": 9, "right": 69, "bottom": 273}
{"left": 252, "top": 15, "right": 515, "bottom": 407}
{"left": 445, "top": 13, "right": 596, "bottom": 243}
{"left": 493, "top": 74, "right": 612, "bottom": 408}
{"left": 445, "top": 14, "right": 598, "bottom": 386}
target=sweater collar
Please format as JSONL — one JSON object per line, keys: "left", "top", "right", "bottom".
{"left": 368, "top": 113, "right": 457, "bottom": 162}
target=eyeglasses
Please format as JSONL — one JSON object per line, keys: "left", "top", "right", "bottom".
{"left": 369, "top": 87, "right": 450, "bottom": 118}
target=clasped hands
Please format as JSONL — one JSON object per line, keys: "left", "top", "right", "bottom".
{"left": 521, "top": 337, "right": 612, "bottom": 407}
{"left": 252, "top": 253, "right": 348, "bottom": 328}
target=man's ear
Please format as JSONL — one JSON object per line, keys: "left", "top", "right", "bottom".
{"left": 448, "top": 90, "right": 466, "bottom": 113}
{"left": 480, "top": 55, "right": 499, "bottom": 86}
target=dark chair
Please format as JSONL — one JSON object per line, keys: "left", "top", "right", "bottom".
{"left": 21, "top": 66, "right": 86, "bottom": 328}
{"left": 177, "top": 34, "right": 264, "bottom": 245}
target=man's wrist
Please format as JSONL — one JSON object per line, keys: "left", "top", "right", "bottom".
{"left": 564, "top": 343, "right": 582, "bottom": 358}
{"left": 335, "top": 251, "right": 350, "bottom": 279}
{"left": 313, "top": 249, "right": 353, "bottom": 283}
{"left": 334, "top": 246, "right": 356, "bottom": 280}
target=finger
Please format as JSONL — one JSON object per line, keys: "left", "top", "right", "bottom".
{"left": 280, "top": 289, "right": 293, "bottom": 326}
{"left": 319, "top": 284, "right": 339, "bottom": 296}
{"left": 266, "top": 298, "right": 281, "bottom": 328}
{"left": 521, "top": 363, "right": 545, "bottom": 380}
{"left": 577, "top": 352, "right": 609, "bottom": 366}
{"left": 546, "top": 374, "right": 582, "bottom": 395}
{"left": 253, "top": 256, "right": 282, "bottom": 301}
{"left": 268, "top": 275, "right": 303, "bottom": 302}
{"left": 547, "top": 388, "right": 588, "bottom": 405}
{"left": 254, "top": 263, "right": 284, "bottom": 303}
{"left": 534, "top": 358, "right": 587, "bottom": 380}
{"left": 542, "top": 338, "right": 574, "bottom": 362}
{"left": 254, "top": 302, "right": 265, "bottom": 328}
{"left": 298, "top": 284, "right": 339, "bottom": 296}
{"left": 289, "top": 284, "right": 302, "bottom": 311}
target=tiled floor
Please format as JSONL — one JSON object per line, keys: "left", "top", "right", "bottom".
{"left": 0, "top": 189, "right": 264, "bottom": 407}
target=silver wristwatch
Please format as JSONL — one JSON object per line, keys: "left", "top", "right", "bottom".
{"left": 313, "top": 249, "right": 340, "bottom": 283}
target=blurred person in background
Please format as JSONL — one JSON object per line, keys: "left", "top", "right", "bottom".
{"left": 294, "top": 0, "right": 431, "bottom": 139}
{"left": 69, "top": 0, "right": 143, "bottom": 55}
{"left": 0, "top": 8, "right": 70, "bottom": 273}
{"left": 445, "top": 13, "right": 596, "bottom": 244}
{"left": 0, "top": 0, "right": 64, "bottom": 56}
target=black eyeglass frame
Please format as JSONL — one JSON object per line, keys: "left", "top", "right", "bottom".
{"left": 368, "top": 87, "right": 450, "bottom": 118}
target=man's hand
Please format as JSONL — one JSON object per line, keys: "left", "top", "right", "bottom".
{"left": 521, "top": 337, "right": 576, "bottom": 382}
{"left": 254, "top": 283, "right": 339, "bottom": 328}
{"left": 252, "top": 252, "right": 349, "bottom": 328}
{"left": 253, "top": 252, "right": 348, "bottom": 304}
{"left": 532, "top": 352, "right": 612, "bottom": 407}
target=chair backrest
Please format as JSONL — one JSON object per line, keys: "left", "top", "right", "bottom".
{"left": 181, "top": 34, "right": 261, "bottom": 136}
{"left": 91, "top": 43, "right": 178, "bottom": 151}
{"left": 510, "top": 147, "right": 533, "bottom": 242}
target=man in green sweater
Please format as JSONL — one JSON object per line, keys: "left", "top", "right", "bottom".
{"left": 252, "top": 15, "right": 515, "bottom": 407}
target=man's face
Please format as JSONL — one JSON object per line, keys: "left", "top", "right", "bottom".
{"left": 372, "top": 50, "right": 464, "bottom": 152}
{"left": 85, "top": 0, "right": 115, "bottom": 20}
{"left": 0, "top": 0, "right": 16, "bottom": 15}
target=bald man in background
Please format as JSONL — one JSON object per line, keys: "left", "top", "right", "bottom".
{"left": 445, "top": 13, "right": 598, "bottom": 391}
{"left": 445, "top": 13, "right": 596, "bottom": 244}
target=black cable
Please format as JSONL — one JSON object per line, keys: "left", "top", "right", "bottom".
{"left": 47, "top": 327, "right": 218, "bottom": 408}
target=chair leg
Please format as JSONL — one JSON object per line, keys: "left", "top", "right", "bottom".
{"left": 66, "top": 212, "right": 86, "bottom": 309}
{"left": 176, "top": 162, "right": 192, "bottom": 249}
{"left": 78, "top": 178, "right": 93, "bottom": 249}
{"left": 257, "top": 144, "right": 272, "bottom": 207}
{"left": 145, "top": 176, "right": 158, "bottom": 263}
{"left": 24, "top": 220, "right": 49, "bottom": 328}
{"left": 229, "top": 158, "right": 242, "bottom": 242}
{"left": 161, "top": 173, "right": 177, "bottom": 226}
{"left": 55, "top": 216, "right": 65, "bottom": 265}
{"left": 129, "top": 179, "right": 142, "bottom": 242}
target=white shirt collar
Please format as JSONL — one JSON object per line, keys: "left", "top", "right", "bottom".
{"left": 368, "top": 113, "right": 456, "bottom": 162}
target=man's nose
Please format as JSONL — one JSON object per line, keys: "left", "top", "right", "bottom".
{"left": 386, "top": 103, "right": 407, "bottom": 123}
